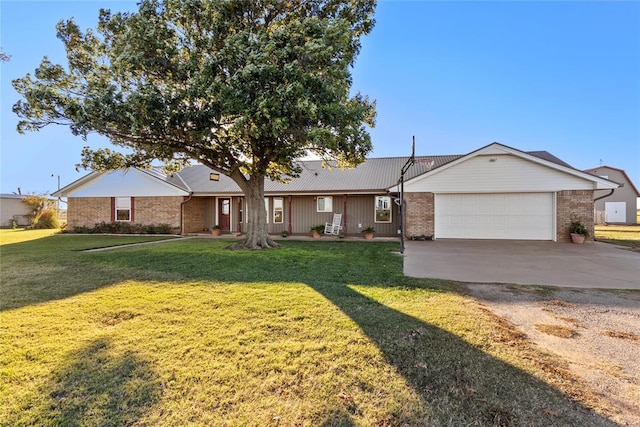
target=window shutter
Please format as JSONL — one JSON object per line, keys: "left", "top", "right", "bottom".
{"left": 131, "top": 197, "right": 135, "bottom": 222}
{"left": 111, "top": 197, "right": 115, "bottom": 222}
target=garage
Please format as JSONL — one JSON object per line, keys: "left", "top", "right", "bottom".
{"left": 435, "top": 193, "right": 554, "bottom": 240}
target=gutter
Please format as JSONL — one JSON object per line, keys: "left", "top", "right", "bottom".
{"left": 179, "top": 192, "right": 193, "bottom": 235}
{"left": 594, "top": 189, "right": 615, "bottom": 202}
{"left": 593, "top": 189, "right": 615, "bottom": 241}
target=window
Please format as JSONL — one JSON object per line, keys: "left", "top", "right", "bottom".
{"left": 317, "top": 196, "right": 333, "bottom": 212}
{"left": 375, "top": 196, "right": 392, "bottom": 223}
{"left": 115, "top": 197, "right": 131, "bottom": 221}
{"left": 221, "top": 199, "right": 230, "bottom": 215}
{"left": 273, "top": 197, "right": 284, "bottom": 223}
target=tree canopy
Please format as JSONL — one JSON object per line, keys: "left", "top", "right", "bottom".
{"left": 13, "top": 0, "right": 376, "bottom": 248}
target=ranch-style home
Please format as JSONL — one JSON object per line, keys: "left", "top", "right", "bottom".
{"left": 53, "top": 142, "right": 618, "bottom": 242}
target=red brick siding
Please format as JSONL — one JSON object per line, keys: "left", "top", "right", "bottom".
{"left": 556, "top": 190, "right": 594, "bottom": 242}
{"left": 404, "top": 192, "right": 434, "bottom": 238}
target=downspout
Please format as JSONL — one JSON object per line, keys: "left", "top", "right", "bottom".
{"left": 180, "top": 193, "right": 193, "bottom": 235}
{"left": 593, "top": 189, "right": 615, "bottom": 240}
{"left": 287, "top": 195, "right": 292, "bottom": 235}
{"left": 594, "top": 189, "right": 615, "bottom": 202}
{"left": 343, "top": 194, "right": 348, "bottom": 236}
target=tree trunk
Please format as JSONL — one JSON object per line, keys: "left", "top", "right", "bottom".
{"left": 228, "top": 175, "right": 278, "bottom": 250}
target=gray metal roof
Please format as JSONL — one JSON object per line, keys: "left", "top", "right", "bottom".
{"left": 169, "top": 150, "right": 566, "bottom": 195}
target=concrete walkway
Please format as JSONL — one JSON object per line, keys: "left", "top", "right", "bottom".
{"left": 404, "top": 240, "right": 640, "bottom": 289}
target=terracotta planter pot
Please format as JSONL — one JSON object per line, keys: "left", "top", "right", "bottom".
{"left": 311, "top": 230, "right": 321, "bottom": 239}
{"left": 570, "top": 233, "right": 585, "bottom": 244}
{"left": 211, "top": 229, "right": 221, "bottom": 237}
{"left": 363, "top": 233, "right": 374, "bottom": 240}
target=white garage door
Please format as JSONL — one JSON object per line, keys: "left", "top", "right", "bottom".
{"left": 435, "top": 193, "right": 554, "bottom": 240}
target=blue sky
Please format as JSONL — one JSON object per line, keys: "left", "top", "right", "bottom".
{"left": 1, "top": 0, "right": 639, "bottom": 196}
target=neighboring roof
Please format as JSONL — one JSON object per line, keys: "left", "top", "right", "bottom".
{"left": 0, "top": 193, "right": 26, "bottom": 199}
{"left": 584, "top": 166, "right": 640, "bottom": 197}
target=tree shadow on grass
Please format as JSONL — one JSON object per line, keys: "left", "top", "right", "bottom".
{"left": 8, "top": 338, "right": 160, "bottom": 426}
{"left": 307, "top": 281, "right": 617, "bottom": 426}
{"left": 2, "top": 239, "right": 620, "bottom": 424}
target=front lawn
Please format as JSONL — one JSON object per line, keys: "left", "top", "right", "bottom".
{"left": 0, "top": 232, "right": 616, "bottom": 426}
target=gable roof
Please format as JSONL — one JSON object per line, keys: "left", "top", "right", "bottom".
{"left": 54, "top": 142, "right": 609, "bottom": 197}
{"left": 584, "top": 166, "right": 640, "bottom": 197}
{"left": 168, "top": 145, "right": 578, "bottom": 195}
{"left": 397, "top": 142, "right": 619, "bottom": 191}
{"left": 53, "top": 168, "right": 190, "bottom": 197}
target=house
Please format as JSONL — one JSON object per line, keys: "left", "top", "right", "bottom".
{"left": 0, "top": 194, "right": 32, "bottom": 227}
{"left": 53, "top": 142, "right": 618, "bottom": 242}
{"left": 584, "top": 166, "right": 639, "bottom": 225}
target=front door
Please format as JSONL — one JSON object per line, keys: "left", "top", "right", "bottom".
{"left": 218, "top": 198, "right": 231, "bottom": 231}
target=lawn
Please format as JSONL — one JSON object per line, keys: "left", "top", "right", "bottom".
{"left": 0, "top": 231, "right": 617, "bottom": 426}
{"left": 594, "top": 224, "right": 640, "bottom": 250}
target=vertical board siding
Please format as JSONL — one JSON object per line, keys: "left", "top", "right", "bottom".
{"left": 290, "top": 196, "right": 337, "bottom": 234}
{"left": 285, "top": 194, "right": 400, "bottom": 236}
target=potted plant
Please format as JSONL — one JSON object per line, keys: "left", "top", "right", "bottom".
{"left": 211, "top": 225, "right": 221, "bottom": 237}
{"left": 310, "top": 225, "right": 324, "bottom": 239}
{"left": 281, "top": 230, "right": 289, "bottom": 238}
{"left": 569, "top": 221, "right": 588, "bottom": 244}
{"left": 362, "top": 226, "right": 375, "bottom": 240}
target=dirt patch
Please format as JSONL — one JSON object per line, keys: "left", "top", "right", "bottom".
{"left": 464, "top": 284, "right": 640, "bottom": 426}
{"left": 534, "top": 323, "right": 577, "bottom": 338}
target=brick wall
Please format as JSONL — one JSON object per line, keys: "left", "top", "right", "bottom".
{"left": 135, "top": 196, "right": 182, "bottom": 228}
{"left": 183, "top": 198, "right": 207, "bottom": 233}
{"left": 68, "top": 196, "right": 183, "bottom": 230}
{"left": 556, "top": 190, "right": 594, "bottom": 242}
{"left": 404, "top": 192, "right": 434, "bottom": 238}
{"left": 67, "top": 197, "right": 111, "bottom": 228}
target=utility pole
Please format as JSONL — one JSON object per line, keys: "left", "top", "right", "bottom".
{"left": 52, "top": 174, "right": 60, "bottom": 214}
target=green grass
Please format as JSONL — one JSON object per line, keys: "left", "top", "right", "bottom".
{"left": 595, "top": 224, "right": 640, "bottom": 250}
{"left": 0, "top": 231, "right": 617, "bottom": 426}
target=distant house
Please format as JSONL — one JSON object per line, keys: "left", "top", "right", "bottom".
{"left": 54, "top": 142, "right": 618, "bottom": 242}
{"left": 0, "top": 194, "right": 32, "bottom": 227}
{"left": 584, "top": 166, "right": 639, "bottom": 225}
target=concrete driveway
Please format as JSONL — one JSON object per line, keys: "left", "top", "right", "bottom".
{"left": 403, "top": 240, "right": 640, "bottom": 289}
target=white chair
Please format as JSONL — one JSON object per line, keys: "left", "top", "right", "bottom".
{"left": 324, "top": 213, "right": 343, "bottom": 235}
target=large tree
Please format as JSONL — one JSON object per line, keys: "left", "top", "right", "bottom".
{"left": 13, "top": 0, "right": 376, "bottom": 248}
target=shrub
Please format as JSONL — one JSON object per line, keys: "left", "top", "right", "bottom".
{"left": 71, "top": 222, "right": 177, "bottom": 234}
{"left": 569, "top": 221, "right": 588, "bottom": 237}
{"left": 32, "top": 208, "right": 60, "bottom": 229}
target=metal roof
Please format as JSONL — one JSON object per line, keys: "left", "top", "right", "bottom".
{"left": 171, "top": 150, "right": 565, "bottom": 195}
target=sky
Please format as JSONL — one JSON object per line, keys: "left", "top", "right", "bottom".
{"left": 1, "top": 0, "right": 639, "bottom": 196}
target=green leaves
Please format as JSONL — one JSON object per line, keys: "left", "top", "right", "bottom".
{"left": 13, "top": 0, "right": 376, "bottom": 244}
{"left": 14, "top": 0, "right": 376, "bottom": 177}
